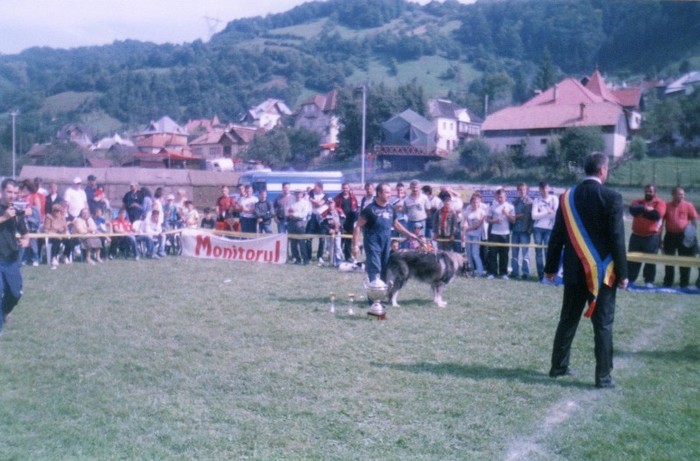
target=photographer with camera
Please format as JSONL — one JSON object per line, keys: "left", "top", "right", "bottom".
{"left": 0, "top": 179, "right": 30, "bottom": 336}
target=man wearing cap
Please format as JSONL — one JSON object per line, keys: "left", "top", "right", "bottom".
{"left": 63, "top": 177, "right": 88, "bottom": 221}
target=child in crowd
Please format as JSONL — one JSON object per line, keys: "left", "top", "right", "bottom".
{"left": 200, "top": 207, "right": 216, "bottom": 229}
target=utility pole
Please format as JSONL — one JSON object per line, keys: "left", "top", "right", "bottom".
{"left": 360, "top": 83, "right": 367, "bottom": 185}
{"left": 10, "top": 110, "right": 19, "bottom": 179}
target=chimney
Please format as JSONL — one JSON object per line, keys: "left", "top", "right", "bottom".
{"left": 553, "top": 85, "right": 558, "bottom": 102}
{"left": 580, "top": 103, "right": 586, "bottom": 119}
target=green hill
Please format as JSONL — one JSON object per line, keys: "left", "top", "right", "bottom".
{"left": 1, "top": 0, "right": 699, "bottom": 154}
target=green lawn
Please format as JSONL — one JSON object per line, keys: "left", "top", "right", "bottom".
{"left": 1, "top": 256, "right": 698, "bottom": 460}
{"left": 607, "top": 157, "right": 700, "bottom": 190}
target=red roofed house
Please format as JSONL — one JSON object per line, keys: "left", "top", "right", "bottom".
{"left": 583, "top": 68, "right": 643, "bottom": 132}
{"left": 133, "top": 116, "right": 190, "bottom": 154}
{"left": 294, "top": 89, "right": 339, "bottom": 151}
{"left": 189, "top": 124, "right": 261, "bottom": 160}
{"left": 482, "top": 71, "right": 631, "bottom": 158}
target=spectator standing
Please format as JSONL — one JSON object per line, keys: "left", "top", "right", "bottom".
{"left": 215, "top": 186, "right": 235, "bottom": 231}
{"left": 238, "top": 185, "right": 259, "bottom": 234}
{"left": 334, "top": 182, "right": 359, "bottom": 262}
{"left": 85, "top": 175, "right": 98, "bottom": 214}
{"left": 0, "top": 179, "right": 29, "bottom": 336}
{"left": 545, "top": 152, "right": 627, "bottom": 389}
{"left": 288, "top": 189, "right": 311, "bottom": 264}
{"left": 201, "top": 208, "right": 216, "bottom": 229}
{"left": 627, "top": 184, "right": 666, "bottom": 288}
{"left": 18, "top": 181, "right": 42, "bottom": 267}
{"left": 511, "top": 183, "right": 533, "bottom": 280}
{"left": 662, "top": 187, "right": 698, "bottom": 289}
{"left": 44, "top": 182, "right": 62, "bottom": 216}
{"left": 122, "top": 182, "right": 143, "bottom": 223}
{"left": 360, "top": 182, "right": 375, "bottom": 210}
{"left": 391, "top": 182, "right": 408, "bottom": 246}
{"left": 462, "top": 192, "right": 486, "bottom": 277}
{"left": 140, "top": 187, "right": 153, "bottom": 221}
{"left": 531, "top": 181, "right": 559, "bottom": 282}
{"left": 64, "top": 177, "right": 88, "bottom": 221}
{"left": 432, "top": 192, "right": 460, "bottom": 251}
{"left": 306, "top": 182, "right": 328, "bottom": 263}
{"left": 322, "top": 199, "right": 345, "bottom": 266}
{"left": 404, "top": 180, "right": 431, "bottom": 238}
{"left": 422, "top": 185, "right": 441, "bottom": 241}
{"left": 255, "top": 189, "right": 274, "bottom": 234}
{"left": 274, "top": 182, "right": 295, "bottom": 234}
{"left": 182, "top": 201, "right": 201, "bottom": 229}
{"left": 486, "top": 188, "right": 515, "bottom": 279}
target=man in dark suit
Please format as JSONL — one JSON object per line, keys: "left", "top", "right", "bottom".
{"left": 545, "top": 152, "right": 628, "bottom": 389}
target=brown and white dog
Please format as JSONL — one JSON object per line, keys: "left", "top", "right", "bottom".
{"left": 385, "top": 250, "right": 468, "bottom": 308}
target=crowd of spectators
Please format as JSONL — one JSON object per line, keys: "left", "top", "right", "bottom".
{"left": 13, "top": 175, "right": 700, "bottom": 289}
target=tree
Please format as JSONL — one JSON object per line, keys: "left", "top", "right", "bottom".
{"left": 560, "top": 127, "right": 605, "bottom": 167}
{"left": 535, "top": 49, "right": 557, "bottom": 91}
{"left": 38, "top": 142, "right": 86, "bottom": 167}
{"left": 627, "top": 136, "right": 648, "bottom": 160}
{"left": 286, "top": 127, "right": 321, "bottom": 164}
{"left": 459, "top": 138, "right": 491, "bottom": 174}
{"left": 240, "top": 130, "right": 292, "bottom": 168}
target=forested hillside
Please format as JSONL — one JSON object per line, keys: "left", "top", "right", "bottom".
{"left": 1, "top": 0, "right": 699, "bottom": 156}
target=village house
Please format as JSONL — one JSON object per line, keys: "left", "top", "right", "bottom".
{"left": 481, "top": 71, "right": 632, "bottom": 158}
{"left": 189, "top": 124, "right": 261, "bottom": 160}
{"left": 375, "top": 108, "right": 446, "bottom": 169}
{"left": 131, "top": 116, "right": 197, "bottom": 168}
{"left": 427, "top": 98, "right": 482, "bottom": 152}
{"left": 240, "top": 99, "right": 292, "bottom": 130}
{"left": 294, "top": 89, "right": 340, "bottom": 152}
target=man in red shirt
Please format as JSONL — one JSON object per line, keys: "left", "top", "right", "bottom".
{"left": 662, "top": 187, "right": 698, "bottom": 289}
{"left": 627, "top": 184, "right": 666, "bottom": 288}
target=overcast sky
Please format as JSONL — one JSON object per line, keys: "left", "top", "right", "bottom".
{"left": 0, "top": 0, "right": 469, "bottom": 55}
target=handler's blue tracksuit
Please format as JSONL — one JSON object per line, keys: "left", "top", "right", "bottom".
{"left": 361, "top": 201, "right": 396, "bottom": 283}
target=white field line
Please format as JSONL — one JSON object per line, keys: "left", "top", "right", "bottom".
{"left": 504, "top": 301, "right": 684, "bottom": 461}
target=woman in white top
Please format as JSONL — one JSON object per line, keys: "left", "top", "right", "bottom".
{"left": 462, "top": 192, "right": 487, "bottom": 276}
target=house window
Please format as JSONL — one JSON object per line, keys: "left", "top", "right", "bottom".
{"left": 507, "top": 144, "right": 524, "bottom": 156}
{"left": 541, "top": 138, "right": 548, "bottom": 145}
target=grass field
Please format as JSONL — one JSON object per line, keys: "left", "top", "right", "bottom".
{"left": 1, "top": 256, "right": 698, "bottom": 460}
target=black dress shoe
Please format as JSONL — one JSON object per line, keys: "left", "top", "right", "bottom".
{"left": 595, "top": 379, "right": 616, "bottom": 389}
{"left": 549, "top": 368, "right": 576, "bottom": 378}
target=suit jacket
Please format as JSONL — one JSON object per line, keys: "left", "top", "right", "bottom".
{"left": 545, "top": 179, "right": 627, "bottom": 285}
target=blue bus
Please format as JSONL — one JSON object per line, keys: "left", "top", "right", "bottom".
{"left": 237, "top": 171, "right": 345, "bottom": 201}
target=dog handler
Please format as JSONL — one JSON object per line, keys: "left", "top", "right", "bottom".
{"left": 0, "top": 178, "right": 30, "bottom": 336}
{"left": 352, "top": 183, "right": 422, "bottom": 283}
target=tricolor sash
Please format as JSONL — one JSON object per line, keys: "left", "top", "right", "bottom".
{"left": 560, "top": 186, "right": 616, "bottom": 318}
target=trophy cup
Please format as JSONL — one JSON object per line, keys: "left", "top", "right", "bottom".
{"left": 364, "top": 276, "right": 388, "bottom": 320}
{"left": 329, "top": 292, "right": 336, "bottom": 314}
{"left": 347, "top": 293, "right": 355, "bottom": 316}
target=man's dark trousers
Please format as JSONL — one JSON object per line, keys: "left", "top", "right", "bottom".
{"left": 551, "top": 283, "right": 616, "bottom": 386}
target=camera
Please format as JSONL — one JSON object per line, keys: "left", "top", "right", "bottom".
{"left": 11, "top": 200, "right": 28, "bottom": 216}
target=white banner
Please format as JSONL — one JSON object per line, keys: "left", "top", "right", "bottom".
{"left": 181, "top": 229, "right": 287, "bottom": 265}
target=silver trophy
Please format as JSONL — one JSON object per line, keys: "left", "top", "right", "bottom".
{"left": 364, "top": 276, "right": 388, "bottom": 320}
